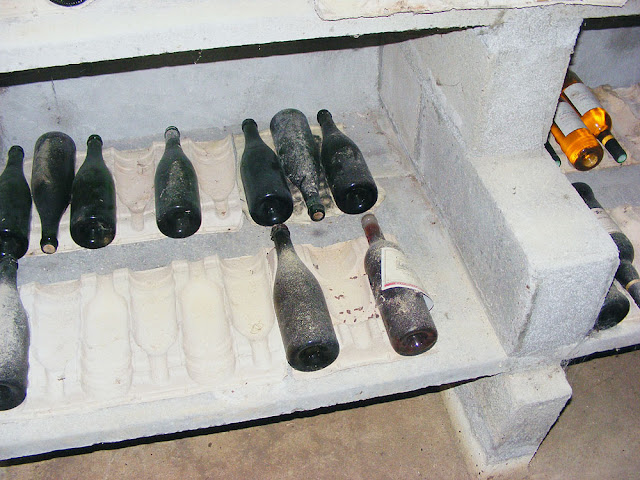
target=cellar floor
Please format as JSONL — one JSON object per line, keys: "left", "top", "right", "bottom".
{"left": 1, "top": 346, "right": 638, "bottom": 480}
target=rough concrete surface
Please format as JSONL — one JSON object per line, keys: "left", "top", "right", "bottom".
{"left": 0, "top": 347, "right": 638, "bottom": 479}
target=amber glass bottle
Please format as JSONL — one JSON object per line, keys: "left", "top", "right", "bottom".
{"left": 550, "top": 100, "right": 603, "bottom": 171}
{"left": 562, "top": 70, "right": 627, "bottom": 164}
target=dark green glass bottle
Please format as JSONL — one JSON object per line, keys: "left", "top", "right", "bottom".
{"left": 240, "top": 119, "right": 294, "bottom": 226}
{"left": 595, "top": 282, "right": 629, "bottom": 330}
{"left": 70, "top": 135, "right": 116, "bottom": 249}
{"left": 0, "top": 146, "right": 32, "bottom": 259}
{"left": 0, "top": 256, "right": 30, "bottom": 411}
{"left": 155, "top": 127, "right": 202, "bottom": 239}
{"left": 270, "top": 109, "right": 325, "bottom": 222}
{"left": 362, "top": 214, "right": 437, "bottom": 356}
{"left": 31, "top": 131, "right": 76, "bottom": 254}
{"left": 271, "top": 224, "right": 339, "bottom": 372}
{"left": 317, "top": 109, "right": 378, "bottom": 214}
{"left": 573, "top": 182, "right": 640, "bottom": 309}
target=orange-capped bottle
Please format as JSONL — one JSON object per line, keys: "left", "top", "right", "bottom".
{"left": 562, "top": 70, "right": 627, "bottom": 163}
{"left": 550, "top": 99, "right": 603, "bottom": 171}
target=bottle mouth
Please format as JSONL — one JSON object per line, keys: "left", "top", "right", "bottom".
{"left": 8, "top": 145, "right": 24, "bottom": 156}
{"left": 40, "top": 236, "right": 59, "bottom": 254}
{"left": 270, "top": 223, "right": 290, "bottom": 241}
{"left": 306, "top": 199, "right": 325, "bottom": 222}
{"left": 164, "top": 126, "right": 180, "bottom": 139}
{"left": 316, "top": 109, "right": 332, "bottom": 124}
{"left": 242, "top": 118, "right": 257, "bottom": 131}
{"left": 87, "top": 134, "right": 103, "bottom": 146}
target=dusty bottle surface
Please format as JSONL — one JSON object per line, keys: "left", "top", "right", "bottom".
{"left": 155, "top": 126, "right": 202, "bottom": 238}
{"left": 70, "top": 135, "right": 117, "bottom": 249}
{"left": 361, "top": 214, "right": 437, "bottom": 356}
{"left": 0, "top": 256, "right": 30, "bottom": 410}
{"left": 271, "top": 224, "right": 339, "bottom": 371}
{"left": 573, "top": 181, "right": 640, "bottom": 309}
{"left": 31, "top": 131, "right": 76, "bottom": 254}
{"left": 240, "top": 119, "right": 294, "bottom": 226}
{"left": 562, "top": 70, "right": 627, "bottom": 164}
{"left": 595, "top": 282, "right": 629, "bottom": 331}
{"left": 270, "top": 109, "right": 325, "bottom": 222}
{"left": 317, "top": 109, "right": 378, "bottom": 214}
{"left": 0, "top": 146, "right": 32, "bottom": 259}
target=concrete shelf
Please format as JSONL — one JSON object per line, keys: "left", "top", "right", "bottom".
{"left": 1, "top": 0, "right": 639, "bottom": 474}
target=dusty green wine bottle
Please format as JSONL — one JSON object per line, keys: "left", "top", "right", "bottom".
{"left": 270, "top": 109, "right": 325, "bottom": 222}
{"left": 31, "top": 131, "right": 76, "bottom": 254}
{"left": 271, "top": 224, "right": 339, "bottom": 371}
{"left": 0, "top": 256, "right": 30, "bottom": 411}
{"left": 240, "top": 119, "right": 294, "bottom": 226}
{"left": 362, "top": 214, "right": 437, "bottom": 355}
{"left": 595, "top": 282, "right": 629, "bottom": 331}
{"left": 70, "top": 135, "right": 117, "bottom": 249}
{"left": 573, "top": 182, "right": 640, "bottom": 309}
{"left": 0, "top": 146, "right": 32, "bottom": 259}
{"left": 317, "top": 109, "right": 378, "bottom": 214}
{"left": 155, "top": 126, "right": 202, "bottom": 238}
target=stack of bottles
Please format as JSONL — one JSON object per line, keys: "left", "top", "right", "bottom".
{"left": 549, "top": 70, "right": 627, "bottom": 170}
{"left": 0, "top": 108, "right": 440, "bottom": 410}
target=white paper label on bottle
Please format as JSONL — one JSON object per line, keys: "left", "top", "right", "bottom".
{"left": 554, "top": 102, "right": 585, "bottom": 137}
{"left": 380, "top": 247, "right": 434, "bottom": 311}
{"left": 591, "top": 207, "right": 621, "bottom": 235}
{"left": 563, "top": 83, "right": 601, "bottom": 116}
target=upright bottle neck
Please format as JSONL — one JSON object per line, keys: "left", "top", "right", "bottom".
{"left": 164, "top": 126, "right": 182, "bottom": 149}
{"left": 361, "top": 214, "right": 385, "bottom": 244}
{"left": 0, "top": 255, "right": 19, "bottom": 286}
{"left": 242, "top": 119, "right": 264, "bottom": 147}
{"left": 85, "top": 135, "right": 104, "bottom": 164}
{"left": 271, "top": 224, "right": 295, "bottom": 255}
{"left": 317, "top": 109, "right": 340, "bottom": 136}
{"left": 5, "top": 146, "right": 25, "bottom": 171}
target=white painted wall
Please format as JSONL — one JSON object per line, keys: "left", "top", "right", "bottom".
{"left": 0, "top": 46, "right": 380, "bottom": 156}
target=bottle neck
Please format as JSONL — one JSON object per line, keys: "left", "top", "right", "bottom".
{"left": 271, "top": 224, "right": 294, "bottom": 254}
{"left": 242, "top": 119, "right": 264, "bottom": 147}
{"left": 164, "top": 127, "right": 182, "bottom": 148}
{"left": 361, "top": 214, "right": 385, "bottom": 244}
{"left": 85, "top": 135, "right": 104, "bottom": 163}
{"left": 0, "top": 255, "right": 19, "bottom": 285}
{"left": 317, "top": 109, "right": 339, "bottom": 135}
{"left": 5, "top": 146, "right": 25, "bottom": 170}
{"left": 572, "top": 182, "right": 602, "bottom": 210}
